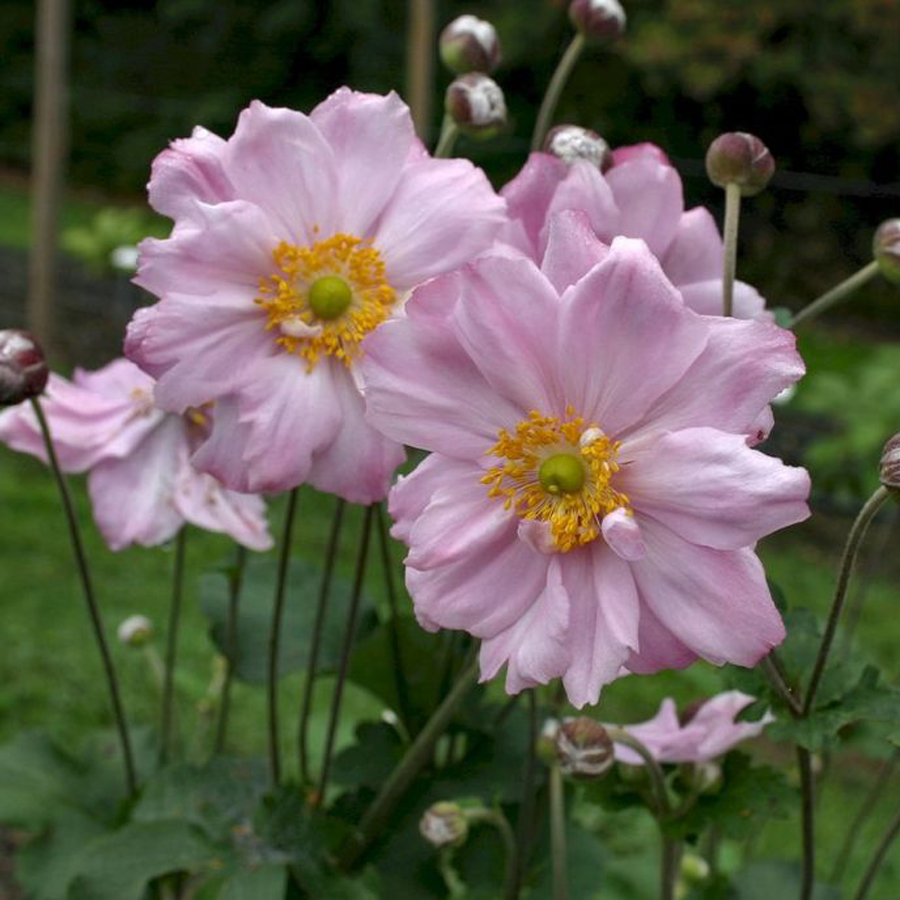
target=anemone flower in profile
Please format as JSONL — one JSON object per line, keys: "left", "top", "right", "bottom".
{"left": 361, "top": 224, "right": 810, "bottom": 708}
{"left": 125, "top": 88, "right": 506, "bottom": 502}
{"left": 502, "top": 139, "right": 768, "bottom": 319}
{"left": 0, "top": 358, "right": 272, "bottom": 551}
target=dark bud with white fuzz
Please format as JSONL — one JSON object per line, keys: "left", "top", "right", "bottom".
{"left": 555, "top": 716, "right": 615, "bottom": 778}
{"left": 544, "top": 125, "right": 612, "bottom": 171}
{"left": 569, "top": 0, "right": 627, "bottom": 42}
{"left": 445, "top": 73, "right": 507, "bottom": 139}
{"left": 439, "top": 15, "right": 501, "bottom": 75}
{"left": 879, "top": 434, "right": 900, "bottom": 495}
{"left": 705, "top": 132, "right": 775, "bottom": 196}
{"left": 0, "top": 330, "right": 48, "bottom": 407}
{"left": 873, "top": 219, "right": 900, "bottom": 285}
{"left": 420, "top": 801, "right": 468, "bottom": 848}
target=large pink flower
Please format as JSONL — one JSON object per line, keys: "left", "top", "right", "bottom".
{"left": 125, "top": 89, "right": 506, "bottom": 501}
{"left": 361, "top": 225, "right": 810, "bottom": 708}
{"left": 607, "top": 691, "right": 773, "bottom": 765}
{"left": 0, "top": 359, "right": 272, "bottom": 551}
{"left": 502, "top": 143, "right": 767, "bottom": 319}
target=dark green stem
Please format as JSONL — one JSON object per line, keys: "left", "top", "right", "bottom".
{"left": 550, "top": 765, "right": 567, "bottom": 900}
{"left": 469, "top": 808, "right": 519, "bottom": 900}
{"left": 30, "top": 397, "right": 137, "bottom": 795}
{"left": 160, "top": 527, "right": 187, "bottom": 764}
{"left": 789, "top": 260, "right": 880, "bottom": 330}
{"left": 607, "top": 728, "right": 671, "bottom": 816}
{"left": 661, "top": 836, "right": 681, "bottom": 900}
{"left": 512, "top": 690, "right": 539, "bottom": 897}
{"left": 853, "top": 801, "right": 900, "bottom": 900}
{"left": 268, "top": 489, "right": 299, "bottom": 786}
{"left": 760, "top": 652, "right": 803, "bottom": 718}
{"left": 214, "top": 544, "right": 247, "bottom": 755}
{"left": 798, "top": 747, "right": 816, "bottom": 900}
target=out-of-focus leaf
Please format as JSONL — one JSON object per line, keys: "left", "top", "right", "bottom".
{"left": 331, "top": 721, "right": 405, "bottom": 790}
{"left": 732, "top": 861, "right": 840, "bottom": 900}
{"left": 217, "top": 866, "right": 287, "bottom": 899}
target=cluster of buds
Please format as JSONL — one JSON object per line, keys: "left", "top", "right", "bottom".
{"left": 0, "top": 330, "right": 48, "bottom": 407}
{"left": 705, "top": 132, "right": 775, "bottom": 196}
{"left": 569, "top": 0, "right": 627, "bottom": 42}
{"left": 445, "top": 73, "right": 507, "bottom": 139}
{"left": 873, "top": 219, "right": 900, "bottom": 285}
{"left": 544, "top": 125, "right": 612, "bottom": 170}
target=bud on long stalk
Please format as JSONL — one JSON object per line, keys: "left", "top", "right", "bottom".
{"left": 439, "top": 15, "right": 501, "bottom": 74}
{"left": 0, "top": 330, "right": 49, "bottom": 406}
{"left": 544, "top": 125, "right": 612, "bottom": 170}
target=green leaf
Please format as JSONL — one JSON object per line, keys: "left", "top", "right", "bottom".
{"left": 732, "top": 861, "right": 840, "bottom": 900}
{"left": 200, "top": 557, "right": 373, "bottom": 684}
{"left": 331, "top": 722, "right": 405, "bottom": 790}
{"left": 218, "top": 867, "right": 288, "bottom": 899}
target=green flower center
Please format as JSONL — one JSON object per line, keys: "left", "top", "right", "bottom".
{"left": 308, "top": 275, "right": 353, "bottom": 321}
{"left": 538, "top": 453, "right": 586, "bottom": 495}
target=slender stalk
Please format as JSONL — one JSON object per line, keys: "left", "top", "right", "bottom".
{"left": 29, "top": 398, "right": 137, "bottom": 795}
{"left": 512, "top": 690, "right": 539, "bottom": 897}
{"left": 607, "top": 728, "right": 671, "bottom": 816}
{"left": 661, "top": 836, "right": 681, "bottom": 900}
{"left": 760, "top": 652, "right": 803, "bottom": 718}
{"left": 434, "top": 116, "right": 460, "bottom": 158}
{"left": 789, "top": 260, "right": 880, "bottom": 330}
{"left": 160, "top": 527, "right": 187, "bottom": 764}
{"left": 267, "top": 488, "right": 299, "bottom": 787}
{"left": 832, "top": 748, "right": 900, "bottom": 883}
{"left": 798, "top": 747, "right": 816, "bottom": 900}
{"left": 339, "top": 658, "right": 479, "bottom": 869}
{"left": 531, "top": 33, "right": 586, "bottom": 151}
{"left": 549, "top": 765, "right": 568, "bottom": 900}
{"left": 317, "top": 504, "right": 375, "bottom": 806}
{"left": 214, "top": 544, "right": 247, "bottom": 755}
{"left": 469, "top": 809, "right": 519, "bottom": 900}
{"left": 721, "top": 182, "right": 742, "bottom": 317}
{"left": 298, "top": 497, "right": 345, "bottom": 784}
{"left": 804, "top": 486, "right": 891, "bottom": 716}
{"left": 853, "top": 803, "right": 900, "bottom": 900}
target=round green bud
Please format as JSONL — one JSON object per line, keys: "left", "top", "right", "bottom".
{"left": 873, "top": 219, "right": 900, "bottom": 285}
{"left": 705, "top": 132, "right": 775, "bottom": 196}
{"left": 539, "top": 453, "right": 586, "bottom": 494}
{"left": 308, "top": 276, "right": 352, "bottom": 320}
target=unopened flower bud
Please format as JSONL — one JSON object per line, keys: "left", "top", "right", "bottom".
{"left": 555, "top": 717, "right": 615, "bottom": 778}
{"left": 0, "top": 330, "right": 48, "bottom": 407}
{"left": 680, "top": 852, "right": 711, "bottom": 884}
{"left": 568, "top": 0, "right": 627, "bottom": 42}
{"left": 420, "top": 801, "right": 468, "bottom": 848}
{"left": 445, "top": 74, "right": 507, "bottom": 139}
{"left": 705, "top": 132, "right": 775, "bottom": 196}
{"left": 439, "top": 15, "right": 501, "bottom": 75}
{"left": 544, "top": 125, "right": 612, "bottom": 171}
{"left": 873, "top": 219, "right": 900, "bottom": 285}
{"left": 117, "top": 614, "right": 153, "bottom": 647}
{"left": 880, "top": 435, "right": 900, "bottom": 493}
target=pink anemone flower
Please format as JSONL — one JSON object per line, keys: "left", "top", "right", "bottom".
{"left": 361, "top": 223, "right": 810, "bottom": 708}
{"left": 502, "top": 142, "right": 768, "bottom": 319}
{"left": 0, "top": 358, "right": 272, "bottom": 552}
{"left": 125, "top": 89, "right": 506, "bottom": 501}
{"left": 607, "top": 691, "right": 773, "bottom": 765}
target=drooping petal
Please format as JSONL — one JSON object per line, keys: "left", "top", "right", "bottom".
{"left": 389, "top": 454, "right": 472, "bottom": 543}
{"left": 625, "top": 602, "right": 697, "bottom": 674}
{"left": 660, "top": 207, "right": 723, "bottom": 285}
{"left": 620, "top": 428, "right": 810, "bottom": 550}
{"left": 540, "top": 209, "right": 609, "bottom": 294}
{"left": 607, "top": 698, "right": 682, "bottom": 764}
{"left": 601, "top": 507, "right": 646, "bottom": 561}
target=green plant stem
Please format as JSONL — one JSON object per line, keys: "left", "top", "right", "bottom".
{"left": 512, "top": 690, "right": 539, "bottom": 897}
{"left": 29, "top": 398, "right": 137, "bottom": 795}
{"left": 267, "top": 488, "right": 299, "bottom": 787}
{"left": 214, "top": 544, "right": 247, "bottom": 755}
{"left": 760, "top": 652, "right": 803, "bottom": 718}
{"left": 470, "top": 809, "right": 519, "bottom": 900}
{"left": 661, "top": 836, "right": 681, "bottom": 900}
{"left": 798, "top": 747, "right": 816, "bottom": 900}
{"left": 160, "top": 527, "right": 187, "bottom": 764}
{"left": 804, "top": 486, "right": 891, "bottom": 715}
{"left": 434, "top": 115, "right": 460, "bottom": 158}
{"left": 317, "top": 504, "right": 375, "bottom": 806}
{"left": 833, "top": 748, "right": 900, "bottom": 883}
{"left": 298, "top": 497, "right": 345, "bottom": 785}
{"left": 721, "top": 182, "right": 742, "bottom": 317}
{"left": 789, "top": 260, "right": 881, "bottom": 330}
{"left": 531, "top": 33, "right": 586, "bottom": 151}
{"left": 607, "top": 728, "right": 671, "bottom": 816}
{"left": 853, "top": 802, "right": 900, "bottom": 900}
{"left": 339, "top": 657, "right": 479, "bottom": 869}
{"left": 550, "top": 764, "right": 568, "bottom": 900}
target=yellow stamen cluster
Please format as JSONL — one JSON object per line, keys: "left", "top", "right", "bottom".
{"left": 481, "top": 409, "right": 629, "bottom": 553}
{"left": 256, "top": 234, "right": 397, "bottom": 370}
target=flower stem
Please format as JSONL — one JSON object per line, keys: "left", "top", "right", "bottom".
{"left": 512, "top": 690, "right": 539, "bottom": 897}
{"left": 316, "top": 504, "right": 375, "bottom": 806}
{"left": 469, "top": 808, "right": 519, "bottom": 900}
{"left": 214, "top": 544, "right": 247, "bottom": 755}
{"left": 29, "top": 397, "right": 137, "bottom": 796}
{"left": 160, "top": 527, "right": 187, "bottom": 764}
{"left": 722, "top": 182, "right": 742, "bottom": 317}
{"left": 852, "top": 801, "right": 900, "bottom": 900}
{"left": 804, "top": 486, "right": 891, "bottom": 716}
{"left": 268, "top": 488, "right": 299, "bottom": 787}
{"left": 607, "top": 728, "right": 671, "bottom": 816}
{"left": 550, "top": 764, "right": 568, "bottom": 900}
{"left": 661, "top": 836, "right": 682, "bottom": 900}
{"left": 788, "top": 260, "right": 880, "bottom": 330}
{"left": 759, "top": 651, "right": 803, "bottom": 718}
{"left": 798, "top": 746, "right": 816, "bottom": 900}
{"left": 338, "top": 657, "right": 479, "bottom": 869}
{"left": 531, "top": 33, "right": 586, "bottom": 151}
{"left": 298, "top": 496, "right": 345, "bottom": 785}
{"left": 434, "top": 115, "right": 460, "bottom": 158}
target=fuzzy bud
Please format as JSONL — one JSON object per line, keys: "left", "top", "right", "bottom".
{"left": 873, "top": 219, "right": 900, "bottom": 285}
{"left": 544, "top": 125, "right": 612, "bottom": 171}
{"left": 0, "top": 330, "right": 49, "bottom": 407}
{"left": 880, "top": 435, "right": 900, "bottom": 493}
{"left": 555, "top": 717, "right": 615, "bottom": 778}
{"left": 705, "top": 132, "right": 774, "bottom": 196}
{"left": 445, "top": 73, "right": 507, "bottom": 138}
{"left": 568, "top": 0, "right": 627, "bottom": 42}
{"left": 439, "top": 15, "right": 501, "bottom": 75}
{"left": 420, "top": 801, "right": 469, "bottom": 848}
{"left": 680, "top": 852, "right": 711, "bottom": 884}
{"left": 117, "top": 614, "right": 153, "bottom": 647}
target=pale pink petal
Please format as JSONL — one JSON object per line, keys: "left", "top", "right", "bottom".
{"left": 691, "top": 692, "right": 773, "bottom": 759}
{"left": 660, "top": 207, "right": 723, "bottom": 285}
{"left": 310, "top": 88, "right": 416, "bottom": 238}
{"left": 678, "top": 279, "right": 768, "bottom": 319}
{"left": 374, "top": 156, "right": 506, "bottom": 291}
{"left": 73, "top": 358, "right": 155, "bottom": 398}
{"left": 517, "top": 519, "right": 558, "bottom": 555}
{"left": 540, "top": 209, "right": 609, "bottom": 293}
{"left": 632, "top": 520, "right": 785, "bottom": 667}
{"left": 601, "top": 507, "right": 646, "bottom": 561}
{"left": 542, "top": 160, "right": 618, "bottom": 252}
{"left": 500, "top": 152, "right": 569, "bottom": 258}
{"left": 611, "top": 143, "right": 671, "bottom": 167}
{"left": 188, "top": 395, "right": 254, "bottom": 490}
{"left": 620, "top": 428, "right": 810, "bottom": 550}
{"left": 625, "top": 602, "right": 697, "bottom": 674}
{"left": 604, "top": 157, "right": 684, "bottom": 256}
{"left": 608, "top": 698, "right": 682, "bottom": 764}
{"left": 557, "top": 237, "right": 708, "bottom": 435}
{"left": 749, "top": 406, "right": 775, "bottom": 445}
